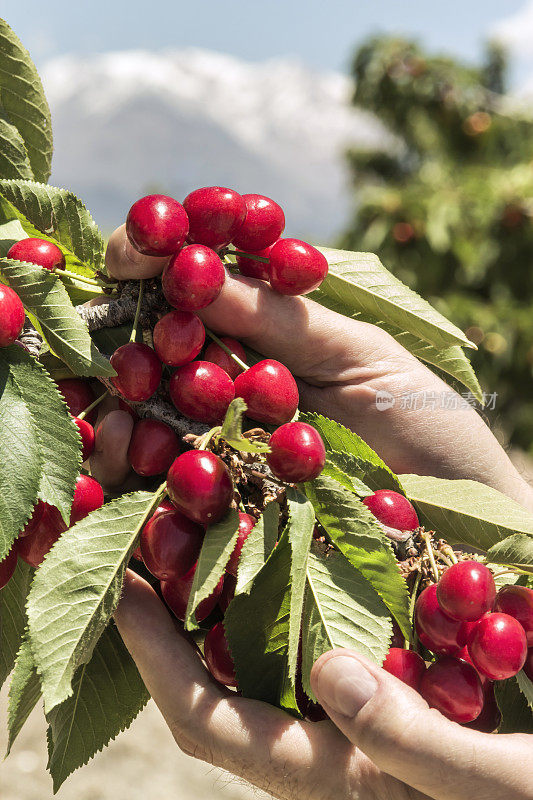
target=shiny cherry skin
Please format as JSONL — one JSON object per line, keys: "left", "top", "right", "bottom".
{"left": 161, "top": 563, "right": 224, "bottom": 622}
{"left": 524, "top": 649, "right": 533, "bottom": 682}
{"left": 415, "top": 584, "right": 471, "bottom": 655}
{"left": 17, "top": 502, "right": 66, "bottom": 567}
{"left": 169, "top": 361, "right": 235, "bottom": 424}
{"left": 153, "top": 309, "right": 205, "bottom": 367}
{"left": 266, "top": 422, "right": 325, "bottom": 483}
{"left": 183, "top": 186, "right": 246, "bottom": 250}
{"left": 219, "top": 573, "right": 237, "bottom": 613}
{"left": 126, "top": 194, "right": 189, "bottom": 256}
{"left": 437, "top": 560, "right": 496, "bottom": 622}
{"left": 74, "top": 417, "right": 95, "bottom": 461}
{"left": 0, "top": 544, "right": 18, "bottom": 589}
{"left": 383, "top": 647, "right": 426, "bottom": 690}
{"left": 269, "top": 238, "right": 329, "bottom": 296}
{"left": 234, "top": 359, "right": 298, "bottom": 425}
{"left": 162, "top": 244, "right": 226, "bottom": 311}
{"left": 132, "top": 498, "right": 175, "bottom": 561}
{"left": 235, "top": 243, "right": 275, "bottom": 280}
{"left": 204, "top": 336, "right": 247, "bottom": 380}
{"left": 7, "top": 237, "right": 65, "bottom": 271}
{"left": 0, "top": 285, "right": 25, "bottom": 347}
{"left": 419, "top": 656, "right": 484, "bottom": 723}
{"left": 363, "top": 490, "right": 419, "bottom": 531}
{"left": 56, "top": 379, "right": 96, "bottom": 423}
{"left": 232, "top": 194, "right": 285, "bottom": 251}
{"left": 141, "top": 509, "right": 204, "bottom": 581}
{"left": 467, "top": 612, "right": 528, "bottom": 680}
{"left": 167, "top": 450, "right": 233, "bottom": 526}
{"left": 110, "top": 342, "right": 162, "bottom": 402}
{"left": 204, "top": 622, "right": 237, "bottom": 687}
{"left": 463, "top": 683, "right": 501, "bottom": 732}
{"left": 226, "top": 512, "right": 256, "bottom": 577}
{"left": 128, "top": 418, "right": 180, "bottom": 476}
{"left": 494, "top": 584, "right": 533, "bottom": 646}
{"left": 70, "top": 474, "right": 104, "bottom": 525}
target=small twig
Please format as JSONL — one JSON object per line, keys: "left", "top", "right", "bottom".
{"left": 18, "top": 319, "right": 43, "bottom": 358}
{"left": 422, "top": 531, "right": 440, "bottom": 583}
{"left": 76, "top": 281, "right": 168, "bottom": 333}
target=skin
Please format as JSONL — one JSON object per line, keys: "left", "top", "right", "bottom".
{"left": 99, "top": 225, "right": 533, "bottom": 800}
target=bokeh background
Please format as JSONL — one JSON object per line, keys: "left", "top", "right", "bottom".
{"left": 2, "top": 1, "right": 533, "bottom": 797}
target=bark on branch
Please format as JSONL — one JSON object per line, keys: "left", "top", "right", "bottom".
{"left": 76, "top": 280, "right": 169, "bottom": 332}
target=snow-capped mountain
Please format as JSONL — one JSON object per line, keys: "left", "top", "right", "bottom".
{"left": 41, "top": 49, "right": 389, "bottom": 241}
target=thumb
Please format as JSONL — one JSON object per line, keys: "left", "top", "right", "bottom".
{"left": 311, "top": 649, "right": 532, "bottom": 800}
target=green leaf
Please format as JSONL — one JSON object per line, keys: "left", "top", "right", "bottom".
{"left": 495, "top": 677, "right": 533, "bottom": 734}
{"left": 220, "top": 398, "right": 271, "bottom": 453}
{"left": 0, "top": 118, "right": 33, "bottom": 180}
{"left": 46, "top": 623, "right": 149, "bottom": 792}
{"left": 301, "top": 548, "right": 392, "bottom": 700}
{"left": 304, "top": 476, "right": 410, "bottom": 638}
{"left": 27, "top": 490, "right": 159, "bottom": 713}
{"left": 400, "top": 474, "right": 533, "bottom": 551}
{"left": 185, "top": 509, "right": 239, "bottom": 630}
{"left": 0, "top": 20, "right": 52, "bottom": 182}
{"left": 487, "top": 534, "right": 533, "bottom": 572}
{"left": 517, "top": 670, "right": 533, "bottom": 712}
{"left": 286, "top": 488, "right": 315, "bottom": 681}
{"left": 0, "top": 560, "right": 32, "bottom": 688}
{"left": 235, "top": 501, "right": 279, "bottom": 593}
{"left": 0, "top": 257, "right": 114, "bottom": 377}
{"left": 6, "top": 635, "right": 41, "bottom": 754}
{"left": 323, "top": 451, "right": 372, "bottom": 495}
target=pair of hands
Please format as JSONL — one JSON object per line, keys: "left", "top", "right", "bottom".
{"left": 97, "top": 225, "right": 533, "bottom": 800}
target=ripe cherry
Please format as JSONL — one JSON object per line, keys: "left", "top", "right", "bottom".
{"left": 126, "top": 194, "right": 189, "bottom": 256}
{"left": 0, "top": 544, "right": 18, "bottom": 589}
{"left": 524, "top": 649, "right": 533, "bottom": 682}
{"left": 235, "top": 243, "right": 274, "bottom": 280}
{"left": 162, "top": 245, "right": 226, "bottom": 311}
{"left": 132, "top": 498, "right": 175, "bottom": 561}
{"left": 161, "top": 563, "right": 224, "bottom": 622}
{"left": 266, "top": 422, "right": 325, "bottom": 483}
{"left": 183, "top": 186, "right": 246, "bottom": 250}
{"left": 204, "top": 622, "right": 237, "bottom": 687}
{"left": 232, "top": 194, "right": 285, "bottom": 251}
{"left": 0, "top": 285, "right": 25, "bottom": 347}
{"left": 153, "top": 309, "right": 205, "bottom": 367}
{"left": 226, "top": 512, "right": 256, "bottom": 577}
{"left": 415, "top": 584, "right": 471, "bottom": 655}
{"left": 7, "top": 237, "right": 65, "bottom": 271}
{"left": 74, "top": 417, "right": 95, "bottom": 461}
{"left": 118, "top": 398, "right": 139, "bottom": 421}
{"left": 467, "top": 612, "right": 527, "bottom": 680}
{"left": 219, "top": 573, "right": 237, "bottom": 613}
{"left": 110, "top": 342, "right": 162, "bottom": 401}
{"left": 382, "top": 647, "right": 426, "bottom": 690}
{"left": 234, "top": 359, "right": 298, "bottom": 425}
{"left": 269, "top": 238, "right": 329, "bottom": 296}
{"left": 17, "top": 502, "right": 65, "bottom": 567}
{"left": 70, "top": 474, "right": 104, "bottom": 524}
{"left": 419, "top": 656, "right": 484, "bottom": 723}
{"left": 204, "top": 336, "right": 247, "bottom": 380}
{"left": 493, "top": 584, "right": 533, "bottom": 646}
{"left": 56, "top": 379, "right": 96, "bottom": 423}
{"left": 363, "top": 490, "right": 419, "bottom": 531}
{"left": 141, "top": 509, "right": 204, "bottom": 581}
{"left": 167, "top": 450, "right": 233, "bottom": 526}
{"left": 463, "top": 683, "right": 501, "bottom": 733}
{"left": 128, "top": 418, "right": 180, "bottom": 476}
{"left": 437, "top": 560, "right": 496, "bottom": 622}
{"left": 169, "top": 361, "right": 235, "bottom": 424}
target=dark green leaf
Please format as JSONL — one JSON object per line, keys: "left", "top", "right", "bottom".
{"left": 517, "top": 670, "right": 533, "bottom": 712}
{"left": 235, "top": 501, "right": 279, "bottom": 593}
{"left": 6, "top": 635, "right": 41, "bottom": 754}
{"left": 286, "top": 487, "right": 315, "bottom": 681}
{"left": 495, "top": 677, "right": 533, "bottom": 734}
{"left": 487, "top": 534, "right": 533, "bottom": 572}
{"left": 0, "top": 560, "right": 32, "bottom": 688}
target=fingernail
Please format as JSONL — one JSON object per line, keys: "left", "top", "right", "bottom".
{"left": 315, "top": 656, "right": 378, "bottom": 717}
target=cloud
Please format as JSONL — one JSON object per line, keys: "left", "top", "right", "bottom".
{"left": 490, "top": 1, "right": 533, "bottom": 60}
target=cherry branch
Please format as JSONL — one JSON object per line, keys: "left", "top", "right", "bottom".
{"left": 76, "top": 280, "right": 169, "bottom": 332}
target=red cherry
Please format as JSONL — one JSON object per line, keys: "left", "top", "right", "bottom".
{"left": 0, "top": 544, "right": 18, "bottom": 589}
{"left": 126, "top": 194, "right": 189, "bottom": 256}
{"left": 494, "top": 584, "right": 533, "bottom": 646}
{"left": 437, "top": 561, "right": 496, "bottom": 622}
{"left": 235, "top": 243, "right": 275, "bottom": 280}
{"left": 132, "top": 498, "right": 175, "bottom": 561}
{"left": 0, "top": 285, "right": 25, "bottom": 347}
{"left": 419, "top": 656, "right": 484, "bottom": 723}
{"left": 167, "top": 450, "right": 233, "bottom": 526}
{"left": 19, "top": 500, "right": 48, "bottom": 538}
{"left": 204, "top": 622, "right": 237, "bottom": 687}
{"left": 363, "top": 490, "right": 419, "bottom": 531}
{"left": 162, "top": 245, "right": 226, "bottom": 311}
{"left": 269, "top": 238, "right": 328, "bottom": 296}
{"left": 233, "top": 359, "right": 298, "bottom": 425}
{"left": 141, "top": 509, "right": 204, "bottom": 581}
{"left": 226, "top": 512, "right": 256, "bottom": 577}
{"left": 204, "top": 336, "right": 247, "bottom": 380}
{"left": 17, "top": 503, "right": 66, "bottom": 567}
{"left": 266, "top": 422, "right": 325, "bottom": 483}
{"left": 383, "top": 648, "right": 426, "bottom": 690}
{"left": 128, "top": 419, "right": 180, "bottom": 476}
{"left": 232, "top": 194, "right": 285, "bottom": 251}
{"left": 110, "top": 342, "right": 162, "bottom": 401}
{"left": 118, "top": 398, "right": 139, "bottom": 421}
{"left": 153, "top": 309, "right": 205, "bottom": 367}
{"left": 169, "top": 361, "right": 235, "bottom": 424}
{"left": 219, "top": 573, "right": 237, "bottom": 613}
{"left": 390, "top": 618, "right": 404, "bottom": 649}
{"left": 415, "top": 584, "right": 471, "bottom": 655}
{"left": 467, "top": 612, "right": 528, "bottom": 680}
{"left": 523, "top": 649, "right": 533, "bottom": 682}
{"left": 161, "top": 563, "right": 224, "bottom": 622}
{"left": 183, "top": 186, "right": 246, "bottom": 250}
{"left": 74, "top": 417, "right": 95, "bottom": 461}
{"left": 463, "top": 683, "right": 501, "bottom": 732}
{"left": 70, "top": 474, "right": 104, "bottom": 525}
{"left": 7, "top": 237, "right": 65, "bottom": 271}
{"left": 56, "top": 379, "right": 96, "bottom": 423}
{"left": 305, "top": 702, "right": 328, "bottom": 722}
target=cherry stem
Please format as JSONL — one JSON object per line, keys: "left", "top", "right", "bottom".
{"left": 241, "top": 463, "right": 286, "bottom": 487}
{"left": 225, "top": 249, "right": 270, "bottom": 264}
{"left": 53, "top": 267, "right": 102, "bottom": 287}
{"left": 77, "top": 390, "right": 108, "bottom": 421}
{"left": 441, "top": 544, "right": 458, "bottom": 564}
{"left": 422, "top": 532, "right": 440, "bottom": 583}
{"left": 129, "top": 280, "right": 144, "bottom": 344}
{"left": 407, "top": 570, "right": 422, "bottom": 648}
{"left": 204, "top": 327, "right": 248, "bottom": 371}
{"left": 197, "top": 426, "right": 222, "bottom": 451}
{"left": 492, "top": 567, "right": 533, "bottom": 577}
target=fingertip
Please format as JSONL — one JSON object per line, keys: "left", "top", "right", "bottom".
{"left": 90, "top": 408, "right": 134, "bottom": 487}
{"left": 105, "top": 224, "right": 169, "bottom": 280}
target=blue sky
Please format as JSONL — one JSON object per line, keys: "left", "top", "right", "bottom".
{"left": 3, "top": 0, "right": 530, "bottom": 81}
